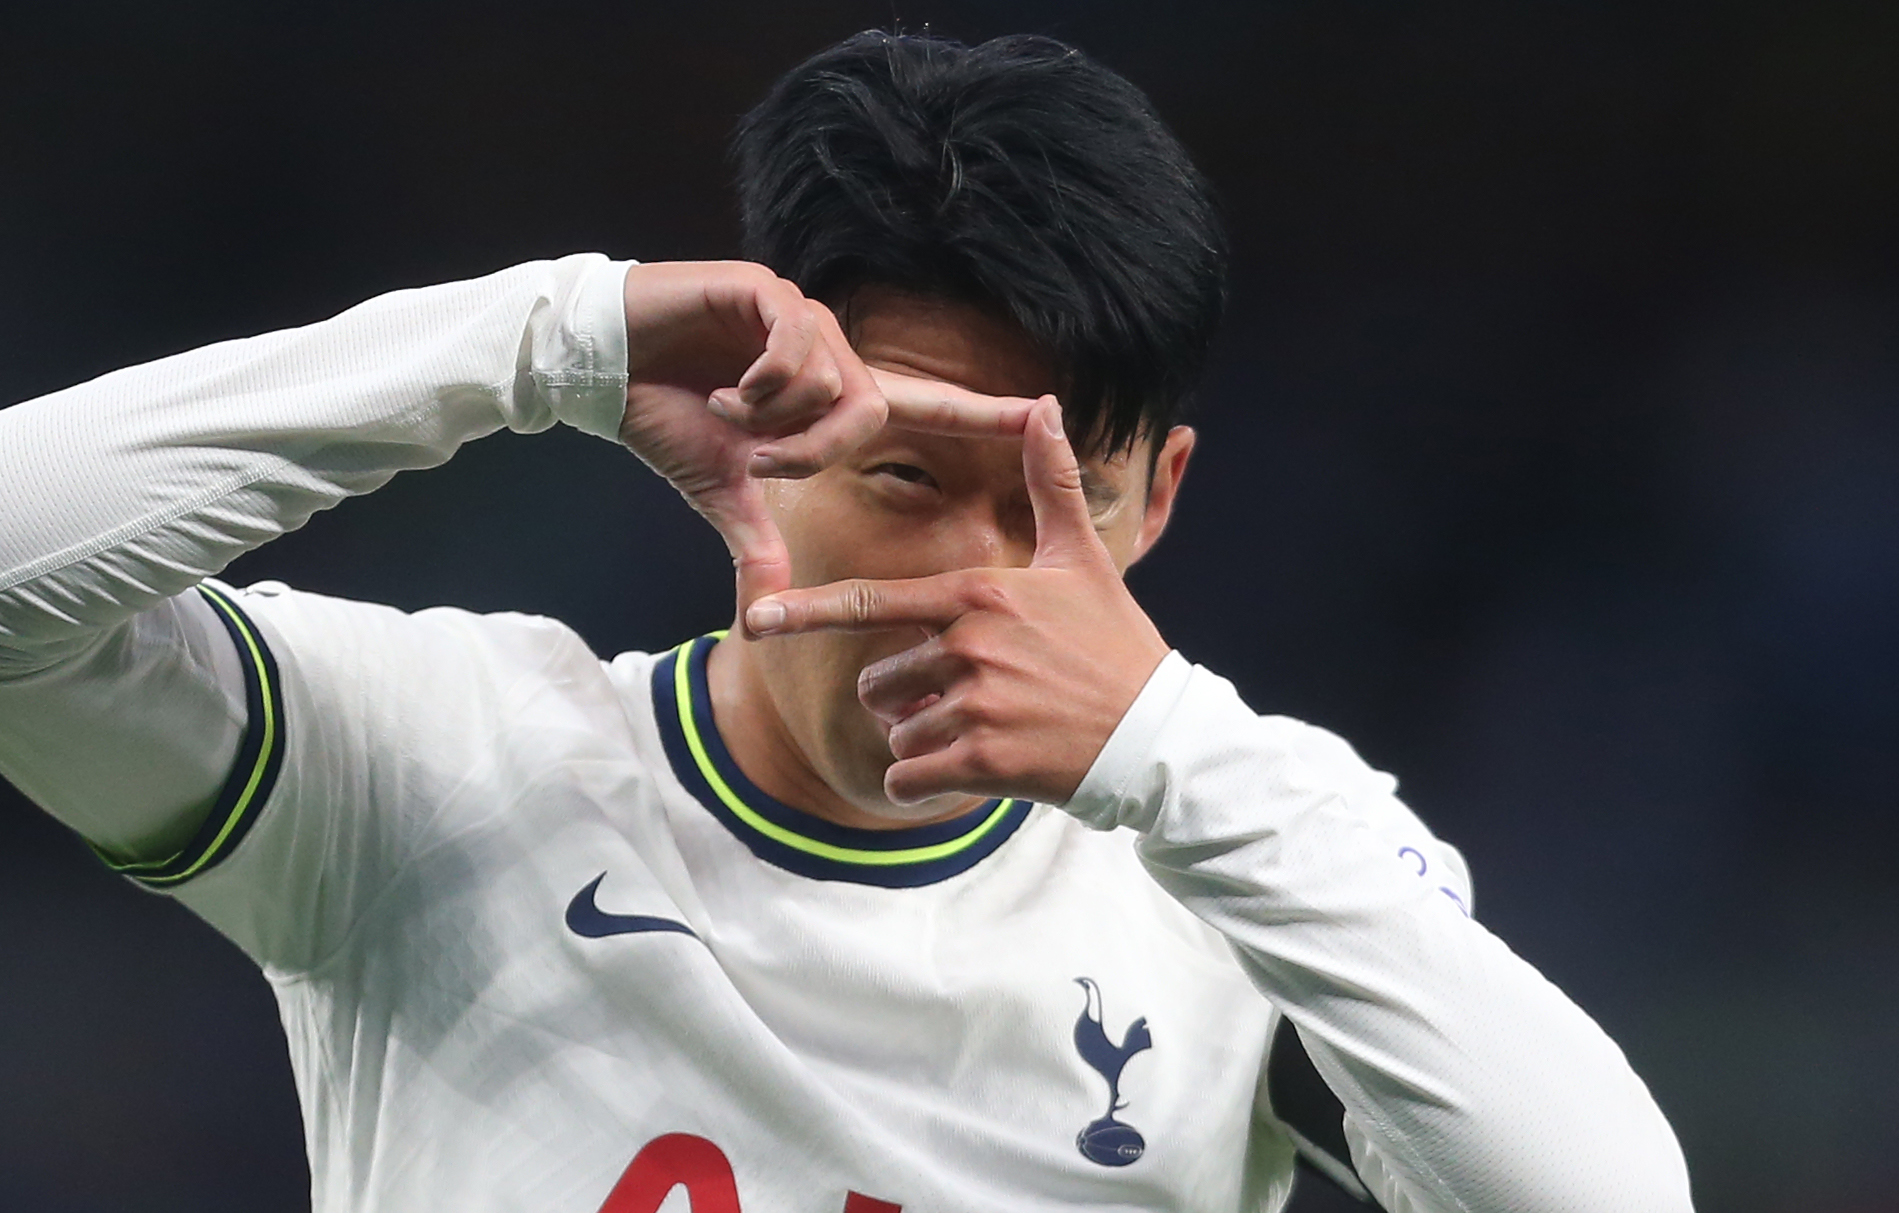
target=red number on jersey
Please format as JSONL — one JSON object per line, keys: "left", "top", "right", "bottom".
{"left": 595, "top": 1133, "right": 902, "bottom": 1213}
{"left": 597, "top": 1134, "right": 740, "bottom": 1213}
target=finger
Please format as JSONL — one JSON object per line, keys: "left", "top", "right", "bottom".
{"left": 748, "top": 306, "right": 889, "bottom": 475}
{"left": 734, "top": 535, "right": 794, "bottom": 631}
{"left": 1023, "top": 396, "right": 1105, "bottom": 566}
{"left": 732, "top": 277, "right": 822, "bottom": 407}
{"left": 856, "top": 634, "right": 969, "bottom": 724}
{"left": 884, "top": 739, "right": 991, "bottom": 806}
{"left": 874, "top": 368, "right": 1040, "bottom": 437}
{"left": 747, "top": 389, "right": 885, "bottom": 477}
{"left": 745, "top": 570, "right": 988, "bottom": 637}
{"left": 885, "top": 688, "right": 969, "bottom": 761}
{"left": 711, "top": 342, "right": 844, "bottom": 434}
{"left": 704, "top": 478, "right": 793, "bottom": 631}
{"left": 713, "top": 297, "right": 853, "bottom": 433}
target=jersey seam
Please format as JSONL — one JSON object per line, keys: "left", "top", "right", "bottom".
{"left": 93, "top": 584, "right": 287, "bottom": 886}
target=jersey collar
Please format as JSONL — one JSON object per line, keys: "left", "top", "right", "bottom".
{"left": 651, "top": 634, "right": 1031, "bottom": 888}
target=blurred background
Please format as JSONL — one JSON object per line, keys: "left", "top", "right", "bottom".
{"left": 2, "top": 1, "right": 1895, "bottom": 1209}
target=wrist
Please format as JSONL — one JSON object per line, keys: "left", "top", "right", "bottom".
{"left": 1060, "top": 650, "right": 1194, "bottom": 831}
{"left": 542, "top": 256, "right": 636, "bottom": 441}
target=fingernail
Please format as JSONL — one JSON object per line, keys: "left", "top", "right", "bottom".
{"left": 1042, "top": 404, "right": 1065, "bottom": 438}
{"left": 746, "top": 600, "right": 787, "bottom": 634}
{"left": 707, "top": 393, "right": 735, "bottom": 422}
{"left": 748, "top": 451, "right": 783, "bottom": 477}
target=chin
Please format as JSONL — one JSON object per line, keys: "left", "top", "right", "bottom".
{"left": 854, "top": 790, "right": 974, "bottom": 825}
{"left": 833, "top": 738, "right": 975, "bottom": 825}
{"left": 823, "top": 704, "right": 982, "bottom": 827}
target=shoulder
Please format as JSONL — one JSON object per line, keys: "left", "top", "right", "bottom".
{"left": 218, "top": 578, "right": 676, "bottom": 764}
{"left": 223, "top": 579, "right": 630, "bottom": 693}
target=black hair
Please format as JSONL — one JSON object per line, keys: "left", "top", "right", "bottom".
{"left": 733, "top": 31, "right": 1227, "bottom": 455}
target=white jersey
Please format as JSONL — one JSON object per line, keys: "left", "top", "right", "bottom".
{"left": 155, "top": 586, "right": 1294, "bottom": 1211}
{"left": 0, "top": 255, "right": 1694, "bottom": 1213}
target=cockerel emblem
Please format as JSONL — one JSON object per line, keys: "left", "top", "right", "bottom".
{"left": 1071, "top": 977, "right": 1153, "bottom": 1167}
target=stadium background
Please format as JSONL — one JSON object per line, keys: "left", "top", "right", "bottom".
{"left": 2, "top": 2, "right": 1895, "bottom": 1210}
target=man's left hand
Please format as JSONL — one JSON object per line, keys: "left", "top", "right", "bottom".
{"left": 743, "top": 398, "right": 1171, "bottom": 807}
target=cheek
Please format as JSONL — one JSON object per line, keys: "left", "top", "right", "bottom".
{"left": 769, "top": 476, "right": 948, "bottom": 585}
{"left": 767, "top": 477, "right": 863, "bottom": 585}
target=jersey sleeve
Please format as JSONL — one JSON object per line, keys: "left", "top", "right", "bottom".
{"left": 1063, "top": 653, "right": 1694, "bottom": 1213}
{"left": 140, "top": 580, "right": 606, "bottom": 973}
{"left": 0, "top": 254, "right": 630, "bottom": 869}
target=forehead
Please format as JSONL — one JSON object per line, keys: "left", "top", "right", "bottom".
{"left": 841, "top": 285, "right": 1059, "bottom": 401}
{"left": 840, "top": 286, "right": 1147, "bottom": 488}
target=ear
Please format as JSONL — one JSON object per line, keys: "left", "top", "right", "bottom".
{"left": 1128, "top": 425, "right": 1195, "bottom": 567}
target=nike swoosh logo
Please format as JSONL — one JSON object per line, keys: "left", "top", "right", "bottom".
{"left": 566, "top": 874, "right": 698, "bottom": 940}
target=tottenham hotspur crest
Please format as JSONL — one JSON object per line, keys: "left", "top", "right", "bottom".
{"left": 1071, "top": 977, "right": 1153, "bottom": 1167}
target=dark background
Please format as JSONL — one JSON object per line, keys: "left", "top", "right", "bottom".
{"left": 3, "top": 1, "right": 1896, "bottom": 1210}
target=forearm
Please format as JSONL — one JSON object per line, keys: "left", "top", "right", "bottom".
{"left": 0, "top": 253, "right": 629, "bottom": 675}
{"left": 0, "top": 254, "right": 629, "bottom": 855}
{"left": 1064, "top": 654, "right": 1693, "bottom": 1213}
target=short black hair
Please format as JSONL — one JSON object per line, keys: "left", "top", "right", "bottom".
{"left": 733, "top": 31, "right": 1227, "bottom": 455}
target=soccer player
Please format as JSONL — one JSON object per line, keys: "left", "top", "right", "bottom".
{"left": 0, "top": 31, "right": 1692, "bottom": 1213}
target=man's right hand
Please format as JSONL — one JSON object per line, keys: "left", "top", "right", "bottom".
{"left": 617, "top": 261, "right": 1039, "bottom": 631}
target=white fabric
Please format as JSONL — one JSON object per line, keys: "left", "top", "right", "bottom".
{"left": 0, "top": 258, "right": 1692, "bottom": 1212}
{"left": 1066, "top": 654, "right": 1694, "bottom": 1211}
{"left": 164, "top": 588, "right": 1296, "bottom": 1212}
{"left": 0, "top": 253, "right": 629, "bottom": 854}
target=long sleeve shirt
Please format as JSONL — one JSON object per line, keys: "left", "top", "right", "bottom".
{"left": 0, "top": 255, "right": 1692, "bottom": 1213}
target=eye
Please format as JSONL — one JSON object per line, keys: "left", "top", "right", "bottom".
{"left": 869, "top": 462, "right": 938, "bottom": 489}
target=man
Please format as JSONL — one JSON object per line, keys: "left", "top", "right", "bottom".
{"left": 0, "top": 31, "right": 1691, "bottom": 1213}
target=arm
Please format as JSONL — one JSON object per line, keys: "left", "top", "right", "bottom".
{"left": 1070, "top": 653, "right": 1691, "bottom": 1211}
{"left": 0, "top": 254, "right": 1028, "bottom": 875}
{"left": 750, "top": 399, "right": 1694, "bottom": 1212}
{"left": 0, "top": 254, "right": 632, "bottom": 857}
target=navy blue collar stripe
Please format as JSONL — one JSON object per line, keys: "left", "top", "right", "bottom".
{"left": 651, "top": 636, "right": 1031, "bottom": 888}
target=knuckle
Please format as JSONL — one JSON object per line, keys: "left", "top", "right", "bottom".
{"left": 844, "top": 580, "right": 881, "bottom": 627}
{"left": 958, "top": 685, "right": 991, "bottom": 724}
{"left": 818, "top": 363, "right": 844, "bottom": 400}
{"left": 853, "top": 391, "right": 889, "bottom": 428}
{"left": 942, "top": 625, "right": 988, "bottom": 665}
{"left": 960, "top": 736, "right": 1000, "bottom": 779}
{"left": 961, "top": 573, "right": 1012, "bottom": 616}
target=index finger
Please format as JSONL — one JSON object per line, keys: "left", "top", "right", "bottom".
{"left": 745, "top": 570, "right": 984, "bottom": 637}
{"left": 872, "top": 368, "right": 1041, "bottom": 438}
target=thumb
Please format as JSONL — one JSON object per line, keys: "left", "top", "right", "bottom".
{"left": 1025, "top": 396, "right": 1105, "bottom": 566}
{"left": 707, "top": 478, "right": 793, "bottom": 634}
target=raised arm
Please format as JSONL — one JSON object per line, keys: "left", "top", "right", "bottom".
{"left": 0, "top": 253, "right": 1039, "bottom": 869}
{"left": 747, "top": 399, "right": 1695, "bottom": 1212}
{"left": 0, "top": 255, "right": 632, "bottom": 854}
{"left": 1, "top": 254, "right": 997, "bottom": 858}
{"left": 0, "top": 256, "right": 643, "bottom": 665}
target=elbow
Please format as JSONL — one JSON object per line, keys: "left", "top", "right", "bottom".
{"left": 1351, "top": 1084, "right": 1696, "bottom": 1212}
